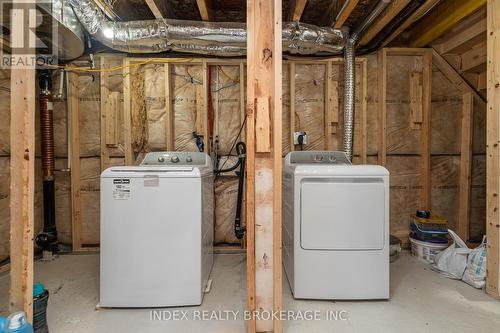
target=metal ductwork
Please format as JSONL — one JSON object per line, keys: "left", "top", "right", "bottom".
{"left": 69, "top": 0, "right": 346, "bottom": 56}
{"left": 343, "top": 0, "right": 392, "bottom": 161}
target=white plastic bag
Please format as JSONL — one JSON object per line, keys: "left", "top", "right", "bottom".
{"left": 432, "top": 230, "right": 471, "bottom": 280}
{"left": 462, "top": 236, "right": 487, "bottom": 289}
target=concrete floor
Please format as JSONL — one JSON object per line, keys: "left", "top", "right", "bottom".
{"left": 1, "top": 252, "right": 500, "bottom": 332}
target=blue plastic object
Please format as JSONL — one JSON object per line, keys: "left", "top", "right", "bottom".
{"left": 2, "top": 311, "right": 33, "bottom": 333}
{"left": 0, "top": 317, "right": 7, "bottom": 332}
{"left": 33, "top": 283, "right": 45, "bottom": 298}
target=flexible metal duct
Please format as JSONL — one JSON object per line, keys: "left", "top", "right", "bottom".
{"left": 343, "top": 0, "right": 392, "bottom": 161}
{"left": 69, "top": 0, "right": 346, "bottom": 56}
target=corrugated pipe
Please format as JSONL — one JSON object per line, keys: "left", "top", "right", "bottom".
{"left": 343, "top": 0, "right": 392, "bottom": 161}
{"left": 69, "top": 0, "right": 346, "bottom": 56}
{"left": 36, "top": 70, "right": 59, "bottom": 254}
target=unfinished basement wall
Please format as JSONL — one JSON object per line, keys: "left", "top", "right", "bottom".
{"left": 0, "top": 53, "right": 487, "bottom": 260}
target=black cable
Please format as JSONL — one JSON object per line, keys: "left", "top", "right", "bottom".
{"left": 298, "top": 133, "right": 304, "bottom": 151}
{"left": 217, "top": 116, "right": 247, "bottom": 173}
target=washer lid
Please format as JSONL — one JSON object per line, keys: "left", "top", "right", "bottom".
{"left": 300, "top": 178, "right": 386, "bottom": 251}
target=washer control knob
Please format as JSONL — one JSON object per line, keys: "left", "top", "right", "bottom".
{"left": 171, "top": 155, "right": 180, "bottom": 163}
{"left": 186, "top": 156, "right": 193, "bottom": 163}
{"left": 315, "top": 154, "right": 323, "bottom": 162}
{"left": 329, "top": 155, "right": 337, "bottom": 162}
{"left": 158, "top": 156, "right": 165, "bottom": 163}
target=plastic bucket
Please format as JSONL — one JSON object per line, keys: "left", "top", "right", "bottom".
{"left": 410, "top": 237, "right": 448, "bottom": 264}
{"left": 33, "top": 289, "right": 49, "bottom": 333}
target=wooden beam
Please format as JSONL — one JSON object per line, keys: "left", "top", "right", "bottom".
{"left": 382, "top": 0, "right": 441, "bottom": 47}
{"left": 289, "top": 0, "right": 308, "bottom": 21}
{"left": 123, "top": 59, "right": 133, "bottom": 164}
{"left": 164, "top": 63, "right": 174, "bottom": 151}
{"left": 361, "top": 59, "right": 368, "bottom": 164}
{"left": 68, "top": 72, "right": 83, "bottom": 252}
{"left": 409, "top": 71, "right": 423, "bottom": 130}
{"left": 458, "top": 92, "right": 473, "bottom": 241}
{"left": 289, "top": 63, "right": 296, "bottom": 151}
{"left": 410, "top": 0, "right": 486, "bottom": 48}
{"left": 378, "top": 48, "right": 387, "bottom": 166}
{"left": 196, "top": 0, "right": 213, "bottom": 21}
{"left": 333, "top": 0, "right": 361, "bottom": 28}
{"left": 460, "top": 40, "right": 487, "bottom": 73}
{"left": 486, "top": 0, "right": 500, "bottom": 299}
{"left": 9, "top": 54, "right": 35, "bottom": 321}
{"left": 432, "top": 49, "right": 487, "bottom": 105}
{"left": 202, "top": 61, "right": 209, "bottom": 152}
{"left": 247, "top": 0, "right": 282, "bottom": 331}
{"left": 100, "top": 57, "right": 116, "bottom": 171}
{"left": 144, "top": 0, "right": 164, "bottom": 18}
{"left": 435, "top": 17, "right": 487, "bottom": 55}
{"left": 324, "top": 62, "right": 334, "bottom": 149}
{"left": 358, "top": 0, "right": 412, "bottom": 46}
{"left": 420, "top": 51, "right": 432, "bottom": 210}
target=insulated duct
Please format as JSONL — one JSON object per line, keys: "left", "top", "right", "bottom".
{"left": 343, "top": 0, "right": 392, "bottom": 161}
{"left": 69, "top": 0, "right": 346, "bottom": 56}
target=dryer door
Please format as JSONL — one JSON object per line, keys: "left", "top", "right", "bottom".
{"left": 300, "top": 178, "right": 385, "bottom": 251}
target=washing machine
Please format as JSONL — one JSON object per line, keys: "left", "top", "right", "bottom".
{"left": 100, "top": 152, "right": 213, "bottom": 307}
{"left": 282, "top": 151, "right": 389, "bottom": 300}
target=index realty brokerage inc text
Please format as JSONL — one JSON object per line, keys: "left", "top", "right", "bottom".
{"left": 150, "top": 310, "right": 350, "bottom": 321}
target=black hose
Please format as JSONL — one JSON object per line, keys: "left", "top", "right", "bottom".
{"left": 234, "top": 142, "right": 246, "bottom": 239}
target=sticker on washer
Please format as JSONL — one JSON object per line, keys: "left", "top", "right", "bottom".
{"left": 112, "top": 178, "right": 131, "bottom": 200}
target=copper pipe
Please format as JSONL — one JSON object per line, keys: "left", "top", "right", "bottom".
{"left": 40, "top": 90, "right": 55, "bottom": 179}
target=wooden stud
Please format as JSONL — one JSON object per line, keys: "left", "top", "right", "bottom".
{"left": 240, "top": 63, "right": 246, "bottom": 140}
{"left": 382, "top": 0, "right": 441, "bottom": 47}
{"left": 196, "top": 0, "right": 213, "bottom": 21}
{"left": 202, "top": 61, "right": 209, "bottom": 152}
{"left": 123, "top": 59, "right": 133, "bottom": 164}
{"left": 68, "top": 71, "right": 83, "bottom": 252}
{"left": 378, "top": 49, "right": 387, "bottom": 166}
{"left": 255, "top": 97, "right": 271, "bottom": 153}
{"left": 324, "top": 62, "right": 333, "bottom": 148}
{"left": 164, "top": 63, "right": 174, "bottom": 151}
{"left": 144, "top": 0, "right": 164, "bottom": 18}
{"left": 432, "top": 49, "right": 487, "bottom": 105}
{"left": 436, "top": 17, "right": 487, "bottom": 55}
{"left": 9, "top": 61, "right": 35, "bottom": 320}
{"left": 410, "top": 0, "right": 487, "bottom": 48}
{"left": 289, "top": 0, "right": 308, "bottom": 21}
{"left": 247, "top": 0, "right": 282, "bottom": 331}
{"left": 289, "top": 63, "right": 296, "bottom": 151}
{"left": 361, "top": 59, "right": 368, "bottom": 164}
{"left": 460, "top": 40, "right": 487, "bottom": 73}
{"left": 409, "top": 71, "right": 423, "bottom": 130}
{"left": 358, "top": 0, "right": 412, "bottom": 46}
{"left": 420, "top": 51, "right": 432, "bottom": 210}
{"left": 486, "top": 0, "right": 500, "bottom": 298}
{"left": 100, "top": 57, "right": 115, "bottom": 171}
{"left": 333, "top": 0, "right": 361, "bottom": 28}
{"left": 458, "top": 93, "right": 473, "bottom": 241}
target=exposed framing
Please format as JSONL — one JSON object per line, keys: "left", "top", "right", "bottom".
{"left": 486, "top": 0, "right": 500, "bottom": 299}
{"left": 9, "top": 63, "right": 35, "bottom": 320}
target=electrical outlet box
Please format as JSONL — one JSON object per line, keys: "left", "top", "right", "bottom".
{"left": 293, "top": 131, "right": 308, "bottom": 145}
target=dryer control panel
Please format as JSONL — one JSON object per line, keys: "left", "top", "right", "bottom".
{"left": 288, "top": 151, "right": 351, "bottom": 165}
{"left": 140, "top": 152, "right": 207, "bottom": 166}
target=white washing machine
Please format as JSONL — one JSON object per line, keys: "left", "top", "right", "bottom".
{"left": 100, "top": 152, "right": 213, "bottom": 307}
{"left": 282, "top": 151, "right": 389, "bottom": 300}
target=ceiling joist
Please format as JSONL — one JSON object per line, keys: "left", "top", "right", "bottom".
{"left": 144, "top": 0, "right": 165, "bottom": 19}
{"left": 434, "top": 17, "right": 486, "bottom": 54}
{"left": 333, "top": 0, "right": 361, "bottom": 28}
{"left": 410, "top": 0, "right": 486, "bottom": 48}
{"left": 381, "top": 0, "right": 441, "bottom": 47}
{"left": 289, "top": 0, "right": 308, "bottom": 22}
{"left": 358, "top": 0, "right": 411, "bottom": 46}
{"left": 196, "top": 0, "right": 214, "bottom": 21}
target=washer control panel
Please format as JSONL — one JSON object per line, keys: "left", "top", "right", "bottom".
{"left": 289, "top": 151, "right": 351, "bottom": 165}
{"left": 140, "top": 152, "right": 207, "bottom": 166}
